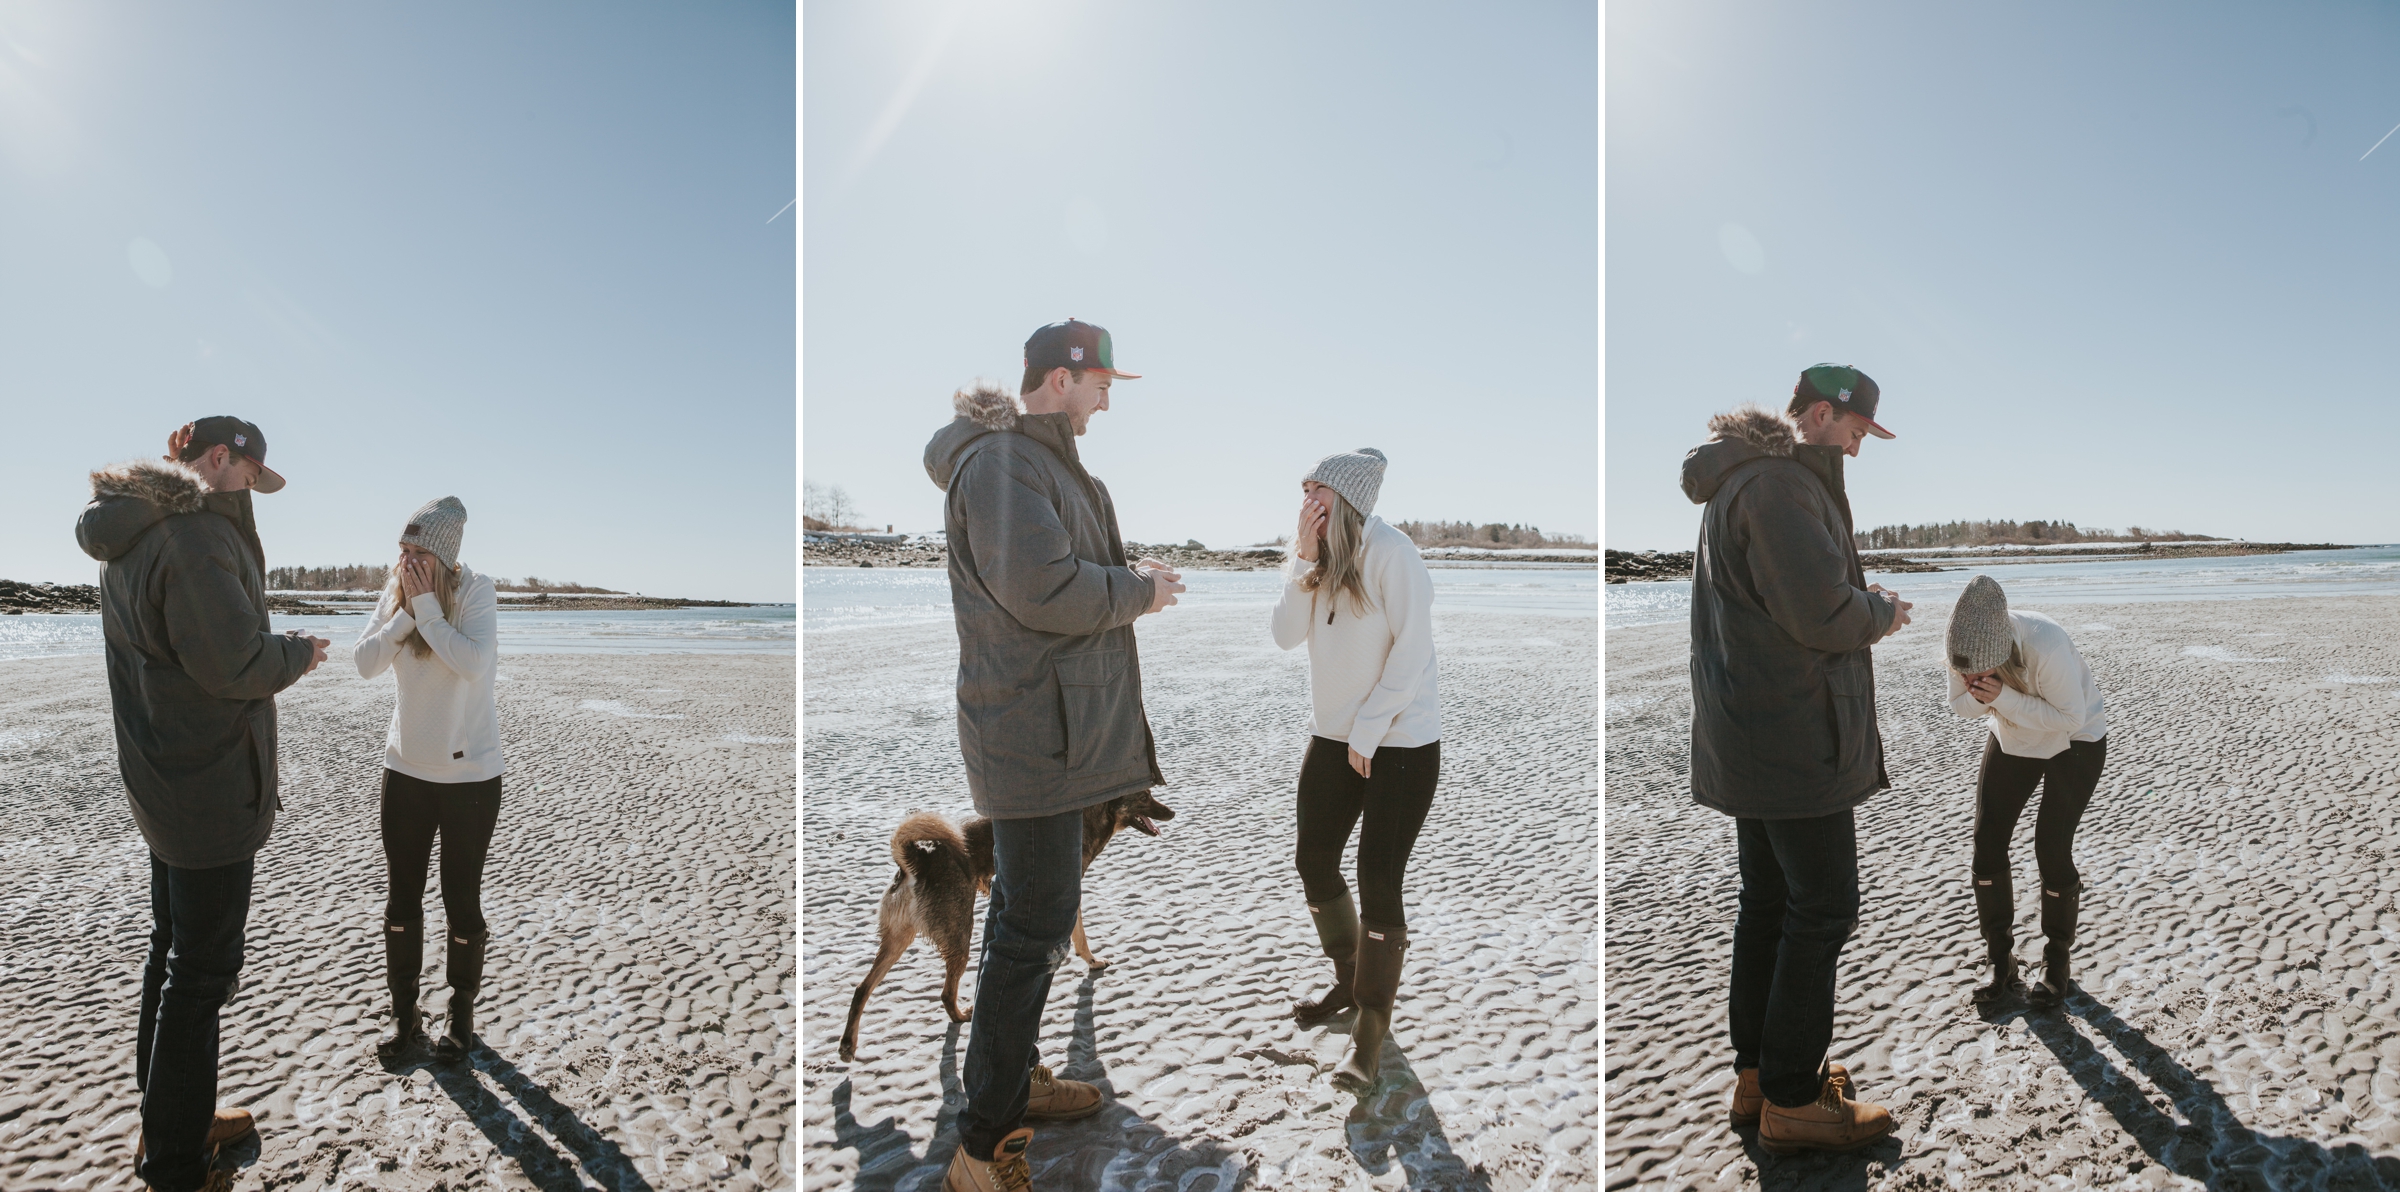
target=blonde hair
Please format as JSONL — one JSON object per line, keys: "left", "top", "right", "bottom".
{"left": 1297, "top": 488, "right": 1372, "bottom": 620}
{"left": 1994, "top": 642, "right": 2032, "bottom": 695}
{"left": 384, "top": 558, "right": 460, "bottom": 659}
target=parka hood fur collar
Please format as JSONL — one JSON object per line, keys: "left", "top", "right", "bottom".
{"left": 924, "top": 381, "right": 1080, "bottom": 492}
{"left": 1703, "top": 404, "right": 1797, "bottom": 458}
{"left": 954, "top": 381, "right": 1022, "bottom": 431}
{"left": 79, "top": 457, "right": 214, "bottom": 562}
{"left": 1681, "top": 403, "right": 1800, "bottom": 505}
{"left": 90, "top": 457, "right": 208, "bottom": 513}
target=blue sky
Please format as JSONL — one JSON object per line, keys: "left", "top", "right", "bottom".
{"left": 0, "top": 4, "right": 794, "bottom": 601}
{"left": 802, "top": 1, "right": 1597, "bottom": 549}
{"left": 1608, "top": 2, "right": 2400, "bottom": 551}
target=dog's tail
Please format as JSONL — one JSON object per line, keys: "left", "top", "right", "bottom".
{"left": 889, "top": 811, "right": 967, "bottom": 878}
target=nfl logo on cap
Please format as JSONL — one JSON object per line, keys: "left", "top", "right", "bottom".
{"left": 1070, "top": 346, "right": 1084, "bottom": 362}
{"left": 234, "top": 434, "right": 248, "bottom": 445}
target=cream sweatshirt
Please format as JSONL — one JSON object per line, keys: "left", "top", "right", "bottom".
{"left": 354, "top": 564, "right": 505, "bottom": 783}
{"left": 1270, "top": 516, "right": 1441, "bottom": 757}
{"left": 1946, "top": 609, "right": 2106, "bottom": 759}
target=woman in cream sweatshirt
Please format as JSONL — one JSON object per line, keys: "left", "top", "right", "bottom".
{"left": 1270, "top": 448, "right": 1441, "bottom": 1094}
{"left": 354, "top": 496, "right": 504, "bottom": 1063}
{"left": 1944, "top": 575, "right": 2107, "bottom": 1008}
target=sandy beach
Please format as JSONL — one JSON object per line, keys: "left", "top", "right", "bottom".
{"left": 1604, "top": 593, "right": 2400, "bottom": 1190}
{"left": 801, "top": 596, "right": 1598, "bottom": 1190}
{"left": 0, "top": 648, "right": 795, "bottom": 1189}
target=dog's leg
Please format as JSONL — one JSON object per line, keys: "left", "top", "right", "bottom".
{"left": 1073, "top": 909, "right": 1110, "bottom": 970}
{"left": 935, "top": 905, "right": 976, "bottom": 1023}
{"left": 838, "top": 921, "right": 916, "bottom": 1063}
{"left": 941, "top": 947, "right": 974, "bottom": 1022}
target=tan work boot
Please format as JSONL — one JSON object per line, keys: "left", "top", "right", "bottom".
{"left": 1758, "top": 1072, "right": 1894, "bottom": 1154}
{"left": 137, "top": 1109, "right": 257, "bottom": 1173}
{"left": 945, "top": 1126, "right": 1034, "bottom": 1192}
{"left": 206, "top": 1108, "right": 256, "bottom": 1148}
{"left": 1730, "top": 1064, "right": 1849, "bottom": 1128}
{"left": 1023, "top": 1063, "right": 1104, "bottom": 1122}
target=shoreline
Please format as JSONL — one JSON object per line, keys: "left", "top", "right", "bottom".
{"left": 1604, "top": 541, "right": 2360, "bottom": 583}
{"left": 0, "top": 579, "right": 776, "bottom": 615}
{"left": 803, "top": 538, "right": 1597, "bottom": 571}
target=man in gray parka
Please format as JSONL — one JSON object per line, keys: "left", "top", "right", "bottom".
{"left": 76, "top": 417, "right": 327, "bottom": 1191}
{"left": 922, "top": 319, "right": 1184, "bottom": 1190}
{"left": 1682, "top": 366, "right": 1912, "bottom": 1156}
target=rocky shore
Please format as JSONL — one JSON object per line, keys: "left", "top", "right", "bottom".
{"left": 0, "top": 580, "right": 99, "bottom": 614}
{"left": 1605, "top": 542, "right": 2358, "bottom": 584}
{"left": 0, "top": 579, "right": 758, "bottom": 615}
{"left": 800, "top": 537, "right": 1288, "bottom": 571}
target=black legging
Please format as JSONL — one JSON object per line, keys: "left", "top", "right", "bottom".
{"left": 381, "top": 768, "right": 502, "bottom": 936}
{"left": 1294, "top": 736, "right": 1440, "bottom": 926}
{"left": 1972, "top": 734, "right": 2107, "bottom": 892}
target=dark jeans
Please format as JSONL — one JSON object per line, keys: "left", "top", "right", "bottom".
{"left": 1973, "top": 735, "right": 2107, "bottom": 893}
{"left": 1729, "top": 810, "right": 1860, "bottom": 1108}
{"left": 958, "top": 807, "right": 1084, "bottom": 1159}
{"left": 137, "top": 853, "right": 254, "bottom": 1192}
{"left": 1294, "top": 736, "right": 1441, "bottom": 926}
{"left": 381, "top": 768, "right": 502, "bottom": 937}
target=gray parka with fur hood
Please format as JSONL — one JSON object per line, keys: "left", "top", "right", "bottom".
{"left": 922, "top": 383, "right": 1165, "bottom": 819}
{"left": 75, "top": 458, "right": 314, "bottom": 869}
{"left": 1682, "top": 405, "right": 1894, "bottom": 820}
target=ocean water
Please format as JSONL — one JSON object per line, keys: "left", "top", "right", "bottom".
{"left": 0, "top": 604, "right": 796, "bottom": 662}
{"left": 803, "top": 564, "right": 1598, "bottom": 632}
{"left": 1606, "top": 545, "right": 2400, "bottom": 629}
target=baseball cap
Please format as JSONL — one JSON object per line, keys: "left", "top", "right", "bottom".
{"left": 1794, "top": 364, "right": 1894, "bottom": 439}
{"left": 1024, "top": 319, "right": 1140, "bottom": 380}
{"left": 185, "top": 415, "right": 286, "bottom": 493}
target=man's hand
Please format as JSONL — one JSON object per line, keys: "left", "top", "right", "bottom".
{"left": 290, "top": 630, "right": 331, "bottom": 675}
{"left": 1968, "top": 674, "right": 2003, "bottom": 704}
{"left": 1294, "top": 497, "right": 1328, "bottom": 563}
{"left": 1138, "top": 561, "right": 1186, "bottom": 615}
{"left": 1347, "top": 745, "right": 1371, "bottom": 778}
{"left": 1871, "top": 585, "right": 1912, "bottom": 640}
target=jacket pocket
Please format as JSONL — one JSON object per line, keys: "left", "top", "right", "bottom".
{"left": 1055, "top": 647, "right": 1131, "bottom": 773}
{"left": 1825, "top": 658, "right": 1873, "bottom": 776}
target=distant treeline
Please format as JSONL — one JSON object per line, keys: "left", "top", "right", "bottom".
{"left": 267, "top": 564, "right": 620, "bottom": 594}
{"left": 267, "top": 564, "right": 388, "bottom": 591}
{"left": 1853, "top": 521, "right": 2224, "bottom": 550}
{"left": 1391, "top": 520, "right": 1596, "bottom": 550}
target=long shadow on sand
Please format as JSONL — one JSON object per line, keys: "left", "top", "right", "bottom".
{"left": 2016, "top": 991, "right": 2400, "bottom": 1190}
{"left": 1336, "top": 1020, "right": 1493, "bottom": 1191}
{"left": 826, "top": 970, "right": 1502, "bottom": 1190}
{"left": 829, "top": 971, "right": 1286, "bottom": 1190}
{"left": 391, "top": 1042, "right": 656, "bottom": 1191}
{"left": 828, "top": 1022, "right": 968, "bottom": 1191}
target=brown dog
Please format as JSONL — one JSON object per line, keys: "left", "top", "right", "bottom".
{"left": 836, "top": 790, "right": 1176, "bottom": 1063}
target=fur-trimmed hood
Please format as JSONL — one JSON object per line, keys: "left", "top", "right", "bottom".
{"left": 923, "top": 381, "right": 1080, "bottom": 493}
{"left": 1680, "top": 403, "right": 1799, "bottom": 505}
{"left": 78, "top": 458, "right": 208, "bottom": 561}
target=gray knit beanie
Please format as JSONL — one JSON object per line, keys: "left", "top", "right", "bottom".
{"left": 399, "top": 496, "right": 468, "bottom": 570}
{"left": 1946, "top": 575, "right": 2013, "bottom": 673}
{"left": 1303, "top": 447, "right": 1388, "bottom": 518}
